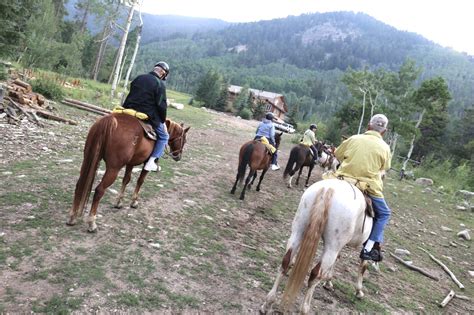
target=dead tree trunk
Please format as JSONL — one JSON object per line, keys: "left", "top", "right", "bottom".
{"left": 402, "top": 108, "right": 425, "bottom": 171}
{"left": 123, "top": 1, "right": 143, "bottom": 90}
{"left": 357, "top": 88, "right": 367, "bottom": 134}
{"left": 110, "top": 2, "right": 135, "bottom": 98}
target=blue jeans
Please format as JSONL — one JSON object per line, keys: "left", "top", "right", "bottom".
{"left": 368, "top": 196, "right": 391, "bottom": 243}
{"left": 151, "top": 122, "right": 169, "bottom": 159}
{"left": 254, "top": 135, "right": 278, "bottom": 165}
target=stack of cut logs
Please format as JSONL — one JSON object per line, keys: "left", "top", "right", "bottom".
{"left": 0, "top": 79, "right": 77, "bottom": 126}
{"left": 7, "top": 79, "right": 46, "bottom": 108}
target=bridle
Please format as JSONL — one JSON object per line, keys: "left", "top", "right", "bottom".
{"left": 164, "top": 123, "right": 186, "bottom": 159}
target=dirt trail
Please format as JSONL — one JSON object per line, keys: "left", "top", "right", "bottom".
{"left": 0, "top": 108, "right": 472, "bottom": 314}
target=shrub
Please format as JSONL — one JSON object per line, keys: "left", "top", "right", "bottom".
{"left": 238, "top": 108, "right": 252, "bottom": 120}
{"left": 413, "top": 155, "right": 473, "bottom": 192}
{"left": 30, "top": 77, "right": 64, "bottom": 101}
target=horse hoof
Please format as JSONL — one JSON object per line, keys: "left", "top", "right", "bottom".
{"left": 114, "top": 204, "right": 123, "bottom": 209}
{"left": 66, "top": 220, "right": 76, "bottom": 226}
{"left": 239, "top": 196, "right": 245, "bottom": 200}
{"left": 356, "top": 290, "right": 365, "bottom": 299}
{"left": 130, "top": 201, "right": 138, "bottom": 208}
{"left": 87, "top": 227, "right": 98, "bottom": 233}
{"left": 323, "top": 282, "right": 334, "bottom": 292}
{"left": 230, "top": 190, "right": 235, "bottom": 194}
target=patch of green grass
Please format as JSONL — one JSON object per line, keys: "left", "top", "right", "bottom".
{"left": 115, "top": 292, "right": 140, "bottom": 307}
{"left": 0, "top": 192, "right": 39, "bottom": 206}
{"left": 7, "top": 239, "right": 34, "bottom": 260}
{"left": 168, "top": 105, "right": 213, "bottom": 128}
{"left": 127, "top": 272, "right": 146, "bottom": 288}
{"left": 32, "top": 294, "right": 83, "bottom": 314}
{"left": 222, "top": 301, "right": 243, "bottom": 311}
{"left": 28, "top": 269, "right": 50, "bottom": 281}
{"left": 167, "top": 292, "right": 200, "bottom": 308}
{"left": 333, "top": 280, "right": 388, "bottom": 313}
{"left": 48, "top": 258, "right": 108, "bottom": 287}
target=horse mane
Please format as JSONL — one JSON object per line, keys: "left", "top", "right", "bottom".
{"left": 282, "top": 187, "right": 334, "bottom": 308}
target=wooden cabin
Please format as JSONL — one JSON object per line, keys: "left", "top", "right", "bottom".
{"left": 228, "top": 85, "right": 288, "bottom": 121}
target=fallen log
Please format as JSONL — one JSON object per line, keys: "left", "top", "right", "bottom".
{"left": 35, "top": 109, "right": 77, "bottom": 125}
{"left": 61, "top": 99, "right": 110, "bottom": 116}
{"left": 7, "top": 96, "right": 76, "bottom": 125}
{"left": 418, "top": 247, "right": 465, "bottom": 289}
{"left": 389, "top": 253, "right": 439, "bottom": 281}
{"left": 63, "top": 98, "right": 112, "bottom": 114}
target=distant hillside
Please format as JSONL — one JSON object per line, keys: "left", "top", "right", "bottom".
{"left": 134, "top": 12, "right": 474, "bottom": 117}
{"left": 141, "top": 14, "right": 229, "bottom": 43}
{"left": 65, "top": 1, "right": 229, "bottom": 42}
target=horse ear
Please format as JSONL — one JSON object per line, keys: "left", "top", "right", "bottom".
{"left": 180, "top": 122, "right": 184, "bottom": 127}
{"left": 184, "top": 126, "right": 191, "bottom": 133}
{"left": 279, "top": 132, "right": 283, "bottom": 136}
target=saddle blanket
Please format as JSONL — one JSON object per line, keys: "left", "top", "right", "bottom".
{"left": 113, "top": 106, "right": 149, "bottom": 120}
{"left": 112, "top": 107, "right": 156, "bottom": 140}
{"left": 258, "top": 136, "right": 276, "bottom": 154}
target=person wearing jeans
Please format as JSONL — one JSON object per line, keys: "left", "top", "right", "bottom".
{"left": 123, "top": 61, "right": 170, "bottom": 172}
{"left": 255, "top": 112, "right": 280, "bottom": 170}
{"left": 334, "top": 114, "right": 392, "bottom": 262}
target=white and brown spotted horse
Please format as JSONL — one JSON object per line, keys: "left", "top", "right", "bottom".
{"left": 261, "top": 178, "right": 373, "bottom": 314}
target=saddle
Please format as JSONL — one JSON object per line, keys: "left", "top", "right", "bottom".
{"left": 112, "top": 106, "right": 157, "bottom": 140}
{"left": 323, "top": 172, "right": 374, "bottom": 217}
{"left": 257, "top": 136, "right": 276, "bottom": 155}
{"left": 138, "top": 120, "right": 157, "bottom": 140}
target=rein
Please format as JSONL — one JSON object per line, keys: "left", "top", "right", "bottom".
{"left": 164, "top": 122, "right": 185, "bottom": 158}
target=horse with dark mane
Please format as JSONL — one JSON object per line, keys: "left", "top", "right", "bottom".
{"left": 67, "top": 113, "right": 190, "bottom": 232}
{"left": 230, "top": 133, "right": 282, "bottom": 200}
{"left": 283, "top": 141, "right": 325, "bottom": 188}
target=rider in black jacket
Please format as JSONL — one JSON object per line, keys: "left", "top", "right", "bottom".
{"left": 123, "top": 61, "right": 170, "bottom": 172}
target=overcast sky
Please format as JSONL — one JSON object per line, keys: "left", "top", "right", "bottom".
{"left": 141, "top": 0, "right": 473, "bottom": 56}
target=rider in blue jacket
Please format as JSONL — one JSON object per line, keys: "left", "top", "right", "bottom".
{"left": 254, "top": 112, "right": 280, "bottom": 170}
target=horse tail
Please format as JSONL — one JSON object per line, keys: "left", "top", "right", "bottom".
{"left": 237, "top": 143, "right": 253, "bottom": 184}
{"left": 71, "top": 115, "right": 117, "bottom": 218}
{"left": 283, "top": 147, "right": 299, "bottom": 178}
{"left": 282, "top": 187, "right": 335, "bottom": 308}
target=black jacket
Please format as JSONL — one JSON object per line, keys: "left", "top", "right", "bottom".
{"left": 123, "top": 71, "right": 167, "bottom": 128}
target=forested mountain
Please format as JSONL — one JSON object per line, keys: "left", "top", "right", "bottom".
{"left": 0, "top": 2, "right": 471, "bottom": 186}
{"left": 64, "top": 0, "right": 230, "bottom": 42}
{"left": 134, "top": 12, "right": 474, "bottom": 118}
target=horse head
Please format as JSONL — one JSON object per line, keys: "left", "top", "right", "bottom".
{"left": 275, "top": 132, "right": 283, "bottom": 149}
{"left": 166, "top": 120, "right": 190, "bottom": 161}
{"left": 315, "top": 141, "right": 325, "bottom": 155}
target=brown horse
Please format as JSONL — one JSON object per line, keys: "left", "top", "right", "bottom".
{"left": 230, "top": 133, "right": 282, "bottom": 200}
{"left": 67, "top": 113, "right": 190, "bottom": 232}
{"left": 283, "top": 142, "right": 325, "bottom": 188}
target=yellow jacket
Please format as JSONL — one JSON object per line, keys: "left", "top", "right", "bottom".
{"left": 335, "top": 130, "right": 391, "bottom": 197}
{"left": 301, "top": 129, "right": 316, "bottom": 146}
